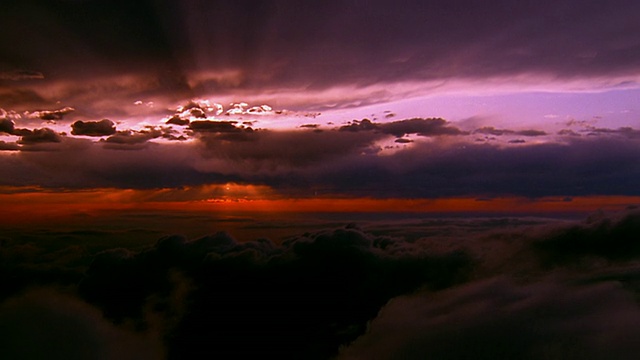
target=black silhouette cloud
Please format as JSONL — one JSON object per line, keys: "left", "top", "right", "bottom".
{"left": 71, "top": 120, "right": 117, "bottom": 137}
{"left": 17, "top": 128, "right": 63, "bottom": 144}
{"left": 339, "top": 118, "right": 466, "bottom": 137}
{"left": 188, "top": 120, "right": 246, "bottom": 133}
{"left": 0, "top": 118, "right": 15, "bottom": 134}
{"left": 0, "top": 141, "right": 19, "bottom": 151}
{"left": 30, "top": 107, "right": 75, "bottom": 121}
{"left": 475, "top": 127, "right": 547, "bottom": 137}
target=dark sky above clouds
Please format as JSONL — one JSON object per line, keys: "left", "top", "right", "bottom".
{"left": 2, "top": 0, "right": 640, "bottom": 109}
{"left": 3, "top": 0, "right": 640, "bottom": 82}
{"left": 1, "top": 0, "right": 639, "bottom": 202}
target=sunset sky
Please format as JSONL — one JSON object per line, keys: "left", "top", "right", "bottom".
{"left": 2, "top": 0, "right": 640, "bottom": 220}
{"left": 2, "top": 1, "right": 640, "bottom": 359}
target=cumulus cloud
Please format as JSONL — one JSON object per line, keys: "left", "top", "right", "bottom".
{"left": 104, "top": 128, "right": 163, "bottom": 145}
{"left": 17, "top": 128, "right": 63, "bottom": 144}
{"left": 339, "top": 119, "right": 379, "bottom": 132}
{"left": 381, "top": 118, "right": 467, "bottom": 137}
{"left": 474, "top": 126, "right": 547, "bottom": 137}
{"left": 166, "top": 115, "right": 190, "bottom": 126}
{"left": 28, "top": 106, "right": 75, "bottom": 121}
{"left": 71, "top": 119, "right": 117, "bottom": 137}
{"left": 189, "top": 120, "right": 248, "bottom": 133}
{"left": 339, "top": 118, "right": 466, "bottom": 137}
{"left": 0, "top": 118, "right": 15, "bottom": 134}
{"left": 165, "top": 100, "right": 283, "bottom": 128}
{"left": 586, "top": 127, "right": 640, "bottom": 139}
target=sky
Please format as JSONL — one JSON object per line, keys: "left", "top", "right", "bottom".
{"left": 2, "top": 0, "right": 640, "bottom": 358}
{"left": 2, "top": 0, "right": 640, "bottom": 215}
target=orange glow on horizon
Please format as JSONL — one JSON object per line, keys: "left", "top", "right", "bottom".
{"left": 0, "top": 186, "right": 639, "bottom": 225}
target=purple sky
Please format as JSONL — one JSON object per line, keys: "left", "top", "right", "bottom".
{"left": 1, "top": 0, "right": 640, "bottom": 202}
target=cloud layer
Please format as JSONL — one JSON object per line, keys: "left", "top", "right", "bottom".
{"left": 3, "top": 209, "right": 640, "bottom": 358}
{"left": 1, "top": 115, "right": 639, "bottom": 199}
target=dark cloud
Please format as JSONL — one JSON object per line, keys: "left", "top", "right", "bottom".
{"left": 0, "top": 220, "right": 473, "bottom": 358}
{"left": 197, "top": 128, "right": 382, "bottom": 169}
{"left": 0, "top": 123, "right": 639, "bottom": 197}
{"left": 587, "top": 127, "right": 640, "bottom": 139}
{"left": 17, "top": 128, "right": 63, "bottom": 144}
{"left": 165, "top": 115, "right": 190, "bottom": 126}
{"left": 30, "top": 106, "right": 75, "bottom": 121}
{"left": 77, "top": 226, "right": 470, "bottom": 359}
{"left": 71, "top": 119, "right": 117, "bottom": 137}
{"left": 292, "top": 136, "right": 640, "bottom": 198}
{"left": 3, "top": 0, "right": 639, "bottom": 101}
{"left": 339, "top": 119, "right": 379, "bottom": 132}
{"left": 187, "top": 107, "right": 206, "bottom": 119}
{"left": 0, "top": 141, "right": 19, "bottom": 151}
{"left": 474, "top": 127, "right": 547, "bottom": 137}
{"left": 188, "top": 120, "right": 246, "bottom": 133}
{"left": 0, "top": 118, "right": 15, "bottom": 134}
{"left": 104, "top": 128, "right": 162, "bottom": 145}
{"left": 0, "top": 140, "right": 233, "bottom": 189}
{"left": 4, "top": 209, "right": 640, "bottom": 358}
{"left": 558, "top": 129, "right": 581, "bottom": 137}
{"left": 534, "top": 209, "right": 640, "bottom": 264}
{"left": 516, "top": 129, "right": 547, "bottom": 137}
{"left": 380, "top": 118, "right": 466, "bottom": 137}
{"left": 339, "top": 118, "right": 465, "bottom": 138}
{"left": 0, "top": 70, "right": 44, "bottom": 81}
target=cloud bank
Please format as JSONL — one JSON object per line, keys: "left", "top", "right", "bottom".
{"left": 3, "top": 209, "right": 640, "bottom": 358}
{"left": 1, "top": 117, "right": 639, "bottom": 199}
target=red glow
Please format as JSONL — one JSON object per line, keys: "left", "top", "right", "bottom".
{"left": 0, "top": 186, "right": 638, "bottom": 225}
